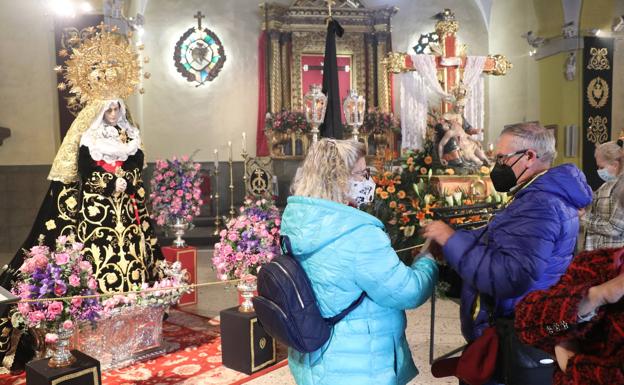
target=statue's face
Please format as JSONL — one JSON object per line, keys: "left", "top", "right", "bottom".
{"left": 103, "top": 103, "right": 120, "bottom": 125}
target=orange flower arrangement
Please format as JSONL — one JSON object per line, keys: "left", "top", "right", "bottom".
{"left": 406, "top": 157, "right": 414, "bottom": 165}
{"left": 398, "top": 203, "right": 406, "bottom": 212}
{"left": 380, "top": 191, "right": 389, "bottom": 199}
{"left": 424, "top": 156, "right": 433, "bottom": 165}
{"left": 397, "top": 190, "right": 406, "bottom": 199}
{"left": 387, "top": 185, "right": 396, "bottom": 194}
{"left": 445, "top": 168, "right": 455, "bottom": 175}
{"left": 389, "top": 201, "right": 397, "bottom": 209}
{"left": 416, "top": 211, "right": 425, "bottom": 221}
{"left": 420, "top": 167, "right": 428, "bottom": 175}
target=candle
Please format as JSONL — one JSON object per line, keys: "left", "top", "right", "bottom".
{"left": 242, "top": 132, "right": 247, "bottom": 153}
{"left": 213, "top": 148, "right": 218, "bottom": 168}
{"left": 488, "top": 143, "right": 494, "bottom": 152}
{"left": 228, "top": 141, "right": 232, "bottom": 161}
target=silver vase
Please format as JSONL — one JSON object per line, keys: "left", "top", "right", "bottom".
{"left": 48, "top": 327, "right": 76, "bottom": 368}
{"left": 237, "top": 278, "right": 257, "bottom": 313}
{"left": 169, "top": 217, "right": 190, "bottom": 248}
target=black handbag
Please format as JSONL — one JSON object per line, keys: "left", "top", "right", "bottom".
{"left": 493, "top": 317, "right": 554, "bottom": 385}
{"left": 479, "top": 295, "right": 554, "bottom": 385}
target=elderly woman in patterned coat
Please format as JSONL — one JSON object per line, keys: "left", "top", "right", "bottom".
{"left": 515, "top": 246, "right": 624, "bottom": 384}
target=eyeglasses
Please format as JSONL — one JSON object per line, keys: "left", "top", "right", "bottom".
{"left": 494, "top": 149, "right": 528, "bottom": 165}
{"left": 352, "top": 167, "right": 371, "bottom": 180}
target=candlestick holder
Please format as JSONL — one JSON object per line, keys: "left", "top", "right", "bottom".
{"left": 241, "top": 149, "right": 249, "bottom": 197}
{"left": 212, "top": 165, "right": 221, "bottom": 236}
{"left": 228, "top": 156, "right": 235, "bottom": 220}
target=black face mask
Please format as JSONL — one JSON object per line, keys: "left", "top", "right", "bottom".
{"left": 490, "top": 152, "right": 528, "bottom": 192}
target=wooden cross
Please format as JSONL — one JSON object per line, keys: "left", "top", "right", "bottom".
{"left": 390, "top": 9, "right": 511, "bottom": 112}
{"left": 194, "top": 11, "right": 205, "bottom": 30}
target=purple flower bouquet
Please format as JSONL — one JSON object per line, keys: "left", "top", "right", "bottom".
{"left": 212, "top": 198, "right": 281, "bottom": 280}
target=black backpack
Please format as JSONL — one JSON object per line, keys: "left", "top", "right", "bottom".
{"left": 252, "top": 236, "right": 365, "bottom": 353}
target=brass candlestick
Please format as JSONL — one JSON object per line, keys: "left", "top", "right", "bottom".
{"left": 212, "top": 165, "right": 221, "bottom": 235}
{"left": 241, "top": 149, "right": 248, "bottom": 197}
{"left": 228, "top": 156, "right": 235, "bottom": 220}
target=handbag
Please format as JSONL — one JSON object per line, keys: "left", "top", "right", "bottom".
{"left": 494, "top": 317, "right": 554, "bottom": 385}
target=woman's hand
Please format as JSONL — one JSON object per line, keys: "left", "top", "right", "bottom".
{"left": 554, "top": 339, "right": 578, "bottom": 372}
{"left": 422, "top": 221, "right": 455, "bottom": 247}
{"left": 577, "top": 273, "right": 624, "bottom": 317}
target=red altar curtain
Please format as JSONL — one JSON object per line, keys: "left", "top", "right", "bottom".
{"left": 256, "top": 31, "right": 269, "bottom": 156}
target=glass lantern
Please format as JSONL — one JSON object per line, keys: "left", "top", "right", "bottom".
{"left": 303, "top": 84, "right": 328, "bottom": 143}
{"left": 343, "top": 89, "right": 366, "bottom": 141}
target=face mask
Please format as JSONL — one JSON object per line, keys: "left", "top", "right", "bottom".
{"left": 597, "top": 168, "right": 617, "bottom": 182}
{"left": 489, "top": 153, "right": 527, "bottom": 192}
{"left": 348, "top": 178, "right": 375, "bottom": 207}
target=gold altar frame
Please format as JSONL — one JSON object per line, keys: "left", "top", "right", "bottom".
{"left": 260, "top": 1, "right": 397, "bottom": 114}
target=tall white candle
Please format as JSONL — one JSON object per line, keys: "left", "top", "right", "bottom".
{"left": 214, "top": 149, "right": 218, "bottom": 168}
{"left": 228, "top": 141, "right": 232, "bottom": 161}
{"left": 242, "top": 132, "right": 247, "bottom": 152}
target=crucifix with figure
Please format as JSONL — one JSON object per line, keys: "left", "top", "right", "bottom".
{"left": 385, "top": 8, "right": 512, "bottom": 166}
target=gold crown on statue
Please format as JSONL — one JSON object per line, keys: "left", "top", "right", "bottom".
{"left": 55, "top": 23, "right": 148, "bottom": 104}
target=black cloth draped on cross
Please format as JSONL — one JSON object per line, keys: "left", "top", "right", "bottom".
{"left": 0, "top": 100, "right": 163, "bottom": 371}
{"left": 320, "top": 19, "right": 345, "bottom": 139}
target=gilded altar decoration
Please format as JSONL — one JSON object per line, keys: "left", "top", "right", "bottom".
{"left": 383, "top": 52, "right": 412, "bottom": 74}
{"left": 486, "top": 54, "right": 513, "bottom": 76}
{"left": 173, "top": 12, "right": 226, "bottom": 86}
{"left": 435, "top": 8, "right": 459, "bottom": 37}
{"left": 587, "top": 115, "right": 609, "bottom": 144}
{"left": 587, "top": 47, "right": 610, "bottom": 70}
{"left": 587, "top": 77, "right": 609, "bottom": 108}
{"left": 246, "top": 157, "right": 275, "bottom": 197}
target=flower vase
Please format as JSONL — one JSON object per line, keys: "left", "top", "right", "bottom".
{"left": 48, "top": 328, "right": 76, "bottom": 368}
{"left": 169, "top": 217, "right": 190, "bottom": 248}
{"left": 237, "top": 277, "right": 257, "bottom": 313}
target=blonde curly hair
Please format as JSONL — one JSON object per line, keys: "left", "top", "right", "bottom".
{"left": 291, "top": 138, "right": 366, "bottom": 203}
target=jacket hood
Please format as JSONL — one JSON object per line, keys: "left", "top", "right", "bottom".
{"left": 515, "top": 164, "right": 592, "bottom": 209}
{"left": 280, "top": 196, "right": 383, "bottom": 257}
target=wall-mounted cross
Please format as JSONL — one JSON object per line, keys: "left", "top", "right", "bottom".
{"left": 194, "top": 11, "right": 205, "bottom": 30}
{"left": 325, "top": 0, "right": 336, "bottom": 17}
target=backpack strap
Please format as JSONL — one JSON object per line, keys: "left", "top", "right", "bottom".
{"left": 324, "top": 291, "right": 366, "bottom": 326}
{"left": 279, "top": 235, "right": 366, "bottom": 326}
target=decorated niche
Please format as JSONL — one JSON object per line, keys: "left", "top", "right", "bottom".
{"left": 260, "top": 0, "right": 398, "bottom": 158}
{"left": 173, "top": 12, "right": 226, "bottom": 86}
{"left": 261, "top": 0, "right": 396, "bottom": 113}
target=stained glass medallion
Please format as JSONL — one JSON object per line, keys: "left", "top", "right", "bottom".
{"left": 174, "top": 12, "right": 226, "bottom": 86}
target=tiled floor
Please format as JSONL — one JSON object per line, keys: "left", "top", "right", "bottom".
{"left": 186, "top": 249, "right": 466, "bottom": 385}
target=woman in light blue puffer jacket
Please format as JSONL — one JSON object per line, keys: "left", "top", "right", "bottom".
{"left": 281, "top": 138, "right": 438, "bottom": 385}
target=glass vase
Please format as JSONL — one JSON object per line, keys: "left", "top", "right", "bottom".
{"left": 237, "top": 277, "right": 257, "bottom": 313}
{"left": 48, "top": 327, "right": 76, "bottom": 368}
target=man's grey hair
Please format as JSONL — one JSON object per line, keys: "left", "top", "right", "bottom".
{"left": 500, "top": 122, "right": 557, "bottom": 164}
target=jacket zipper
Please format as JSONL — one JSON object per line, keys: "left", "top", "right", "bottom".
{"left": 273, "top": 261, "right": 305, "bottom": 309}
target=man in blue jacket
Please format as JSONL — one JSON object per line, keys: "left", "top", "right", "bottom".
{"left": 423, "top": 123, "right": 592, "bottom": 383}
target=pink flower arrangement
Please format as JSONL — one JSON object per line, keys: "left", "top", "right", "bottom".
{"left": 212, "top": 198, "right": 281, "bottom": 280}
{"left": 362, "top": 109, "right": 400, "bottom": 134}
{"left": 150, "top": 155, "right": 204, "bottom": 226}
{"left": 11, "top": 235, "right": 102, "bottom": 341}
{"left": 266, "top": 110, "right": 311, "bottom": 133}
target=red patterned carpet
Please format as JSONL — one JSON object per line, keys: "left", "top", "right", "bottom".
{"left": 0, "top": 309, "right": 287, "bottom": 385}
